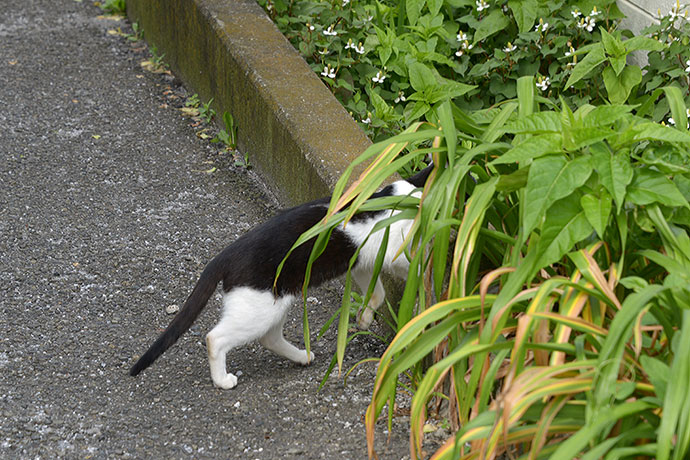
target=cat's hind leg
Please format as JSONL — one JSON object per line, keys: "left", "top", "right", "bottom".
{"left": 206, "top": 287, "right": 294, "bottom": 389}
{"left": 351, "top": 265, "right": 386, "bottom": 330}
{"left": 259, "top": 317, "right": 314, "bottom": 365}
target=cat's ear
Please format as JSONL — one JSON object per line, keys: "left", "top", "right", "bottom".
{"left": 406, "top": 164, "right": 434, "bottom": 188}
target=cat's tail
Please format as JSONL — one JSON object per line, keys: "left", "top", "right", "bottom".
{"left": 129, "top": 256, "right": 224, "bottom": 377}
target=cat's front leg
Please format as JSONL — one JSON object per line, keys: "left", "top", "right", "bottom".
{"left": 351, "top": 266, "right": 386, "bottom": 330}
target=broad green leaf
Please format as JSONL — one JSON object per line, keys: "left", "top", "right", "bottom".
{"left": 473, "top": 9, "right": 510, "bottom": 43}
{"left": 600, "top": 28, "right": 625, "bottom": 58}
{"left": 496, "top": 166, "right": 529, "bottom": 192}
{"left": 408, "top": 61, "right": 437, "bottom": 92}
{"left": 591, "top": 143, "right": 633, "bottom": 211}
{"left": 564, "top": 43, "right": 606, "bottom": 89}
{"left": 582, "top": 105, "right": 634, "bottom": 129}
{"left": 624, "top": 35, "right": 666, "bottom": 52}
{"left": 523, "top": 155, "right": 593, "bottom": 236}
{"left": 427, "top": 0, "right": 443, "bottom": 16}
{"left": 491, "top": 133, "right": 562, "bottom": 165}
{"left": 603, "top": 65, "right": 641, "bottom": 104}
{"left": 508, "top": 0, "right": 537, "bottom": 33}
{"left": 633, "top": 122, "right": 690, "bottom": 144}
{"left": 405, "top": 0, "right": 424, "bottom": 25}
{"left": 580, "top": 191, "right": 612, "bottom": 239}
{"left": 437, "top": 79, "right": 476, "bottom": 101}
{"left": 627, "top": 169, "right": 689, "bottom": 208}
{"left": 535, "top": 193, "right": 594, "bottom": 268}
{"left": 405, "top": 101, "right": 431, "bottom": 122}
{"left": 504, "top": 112, "right": 561, "bottom": 134}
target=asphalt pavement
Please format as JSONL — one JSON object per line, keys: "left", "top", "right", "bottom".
{"left": 0, "top": 0, "right": 418, "bottom": 458}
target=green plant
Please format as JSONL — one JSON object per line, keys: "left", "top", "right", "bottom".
{"left": 261, "top": 1, "right": 690, "bottom": 139}
{"left": 185, "top": 93, "right": 201, "bottom": 108}
{"left": 149, "top": 45, "right": 167, "bottom": 69}
{"left": 212, "top": 111, "right": 238, "bottom": 150}
{"left": 289, "top": 78, "right": 690, "bottom": 458}
{"left": 199, "top": 98, "right": 216, "bottom": 124}
{"left": 99, "top": 0, "right": 126, "bottom": 15}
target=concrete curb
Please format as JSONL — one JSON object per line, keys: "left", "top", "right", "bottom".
{"left": 126, "top": 0, "right": 371, "bottom": 205}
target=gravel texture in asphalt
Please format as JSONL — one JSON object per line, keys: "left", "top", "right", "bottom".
{"left": 0, "top": 1, "right": 421, "bottom": 458}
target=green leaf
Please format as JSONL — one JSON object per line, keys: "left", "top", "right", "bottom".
{"left": 603, "top": 65, "right": 642, "bottom": 104}
{"left": 600, "top": 28, "right": 625, "bottom": 58}
{"left": 663, "top": 86, "right": 689, "bottom": 132}
{"left": 405, "top": 0, "right": 424, "bottom": 25}
{"left": 535, "top": 193, "right": 594, "bottom": 268}
{"left": 523, "top": 155, "right": 594, "bottom": 236}
{"left": 508, "top": 0, "right": 537, "bottom": 33}
{"left": 591, "top": 143, "right": 633, "bottom": 211}
{"left": 496, "top": 166, "right": 529, "bottom": 192}
{"left": 405, "top": 101, "right": 431, "bottom": 122}
{"left": 627, "top": 169, "right": 689, "bottom": 208}
{"left": 408, "top": 62, "right": 437, "bottom": 92}
{"left": 580, "top": 191, "right": 612, "bottom": 239}
{"left": 624, "top": 35, "right": 666, "bottom": 53}
{"left": 582, "top": 105, "right": 634, "bottom": 129}
{"left": 504, "top": 112, "right": 561, "bottom": 134}
{"left": 491, "top": 133, "right": 562, "bottom": 165}
{"left": 632, "top": 123, "right": 690, "bottom": 144}
{"left": 564, "top": 43, "right": 606, "bottom": 89}
{"left": 427, "top": 0, "right": 443, "bottom": 16}
{"left": 657, "top": 310, "right": 690, "bottom": 460}
{"left": 473, "top": 9, "right": 510, "bottom": 43}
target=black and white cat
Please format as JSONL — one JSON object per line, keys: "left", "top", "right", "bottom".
{"left": 129, "top": 165, "right": 432, "bottom": 389}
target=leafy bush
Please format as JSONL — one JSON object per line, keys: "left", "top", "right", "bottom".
{"left": 259, "top": 0, "right": 690, "bottom": 140}
{"left": 293, "top": 77, "right": 690, "bottom": 458}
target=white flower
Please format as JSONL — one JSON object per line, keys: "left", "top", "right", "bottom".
{"left": 372, "top": 71, "right": 386, "bottom": 83}
{"left": 345, "top": 38, "right": 354, "bottom": 50}
{"left": 590, "top": 6, "right": 601, "bottom": 16}
{"left": 321, "top": 64, "right": 336, "bottom": 79}
{"left": 565, "top": 45, "right": 575, "bottom": 57}
{"left": 455, "top": 39, "right": 474, "bottom": 57}
{"left": 476, "top": 0, "right": 489, "bottom": 12}
{"left": 503, "top": 42, "right": 516, "bottom": 53}
{"left": 362, "top": 114, "right": 372, "bottom": 124}
{"left": 668, "top": 117, "right": 676, "bottom": 125}
{"left": 685, "top": 59, "right": 690, "bottom": 72}
{"left": 535, "top": 19, "right": 549, "bottom": 33}
{"left": 354, "top": 42, "right": 365, "bottom": 54}
{"left": 536, "top": 76, "right": 550, "bottom": 92}
{"left": 571, "top": 9, "right": 581, "bottom": 18}
{"left": 577, "top": 16, "right": 596, "bottom": 32}
{"left": 342, "top": 0, "right": 350, "bottom": 6}
{"left": 323, "top": 25, "right": 338, "bottom": 36}
{"left": 394, "top": 92, "right": 406, "bottom": 103}
{"left": 307, "top": 23, "right": 315, "bottom": 31}
{"left": 457, "top": 31, "right": 468, "bottom": 42}
{"left": 687, "top": 108, "right": 690, "bottom": 118}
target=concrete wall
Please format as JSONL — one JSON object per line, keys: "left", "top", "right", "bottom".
{"left": 618, "top": 0, "right": 675, "bottom": 65}
{"left": 618, "top": 0, "right": 674, "bottom": 36}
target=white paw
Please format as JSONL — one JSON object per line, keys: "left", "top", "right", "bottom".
{"left": 212, "top": 373, "right": 238, "bottom": 389}
{"left": 357, "top": 308, "right": 374, "bottom": 330}
{"left": 299, "top": 350, "right": 315, "bottom": 365}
